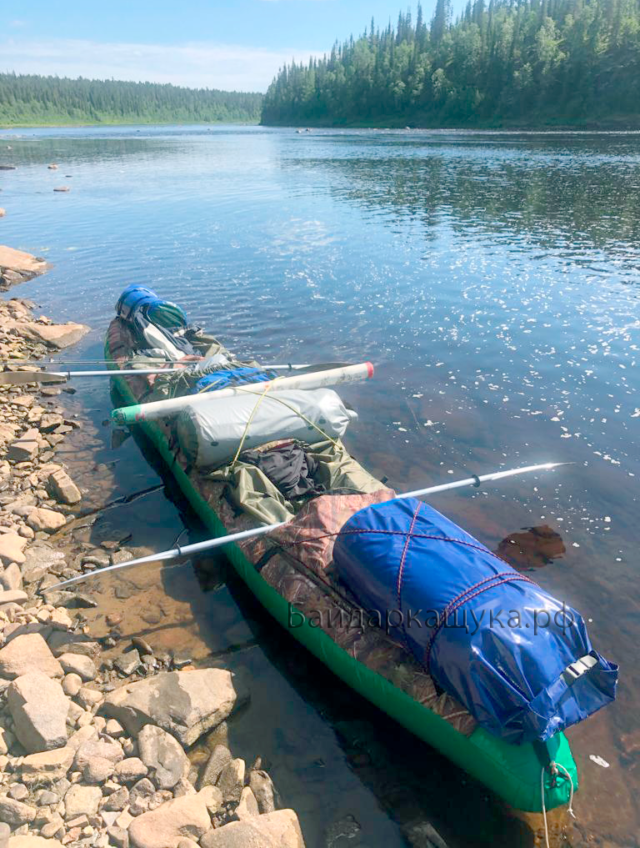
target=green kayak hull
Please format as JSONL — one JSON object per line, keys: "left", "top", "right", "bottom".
{"left": 106, "top": 349, "right": 577, "bottom": 814}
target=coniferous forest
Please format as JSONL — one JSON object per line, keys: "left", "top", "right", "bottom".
{"left": 0, "top": 74, "right": 263, "bottom": 127}
{"left": 261, "top": 0, "right": 640, "bottom": 127}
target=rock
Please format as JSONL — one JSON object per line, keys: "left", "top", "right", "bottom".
{"left": 0, "top": 797, "right": 36, "bottom": 827}
{"left": 114, "top": 758, "right": 147, "bottom": 783}
{"left": 0, "top": 589, "right": 28, "bottom": 606}
{"left": 26, "top": 508, "right": 66, "bottom": 534}
{"left": 0, "top": 634, "right": 63, "bottom": 679}
{"left": 113, "top": 650, "right": 141, "bottom": 677}
{"left": 75, "top": 687, "right": 103, "bottom": 710}
{"left": 0, "top": 563, "right": 23, "bottom": 591}
{"left": 197, "top": 786, "right": 222, "bottom": 814}
{"left": 57, "top": 653, "right": 96, "bottom": 682}
{"left": 62, "top": 673, "right": 82, "bottom": 697}
{"left": 128, "top": 795, "right": 211, "bottom": 848}
{"left": 216, "top": 758, "right": 245, "bottom": 805}
{"left": 18, "top": 322, "right": 89, "bottom": 350}
{"left": 66, "top": 724, "right": 97, "bottom": 752}
{"left": 0, "top": 246, "right": 48, "bottom": 277}
{"left": 0, "top": 533, "right": 28, "bottom": 566}
{"left": 74, "top": 738, "right": 123, "bottom": 784}
{"left": 235, "top": 786, "right": 259, "bottom": 820}
{"left": 47, "top": 632, "right": 98, "bottom": 658}
{"left": 46, "top": 469, "right": 81, "bottom": 505}
{"left": 105, "top": 719, "right": 124, "bottom": 738}
{"left": 106, "top": 826, "right": 129, "bottom": 848}
{"left": 103, "top": 670, "right": 245, "bottom": 746}
{"left": 248, "top": 770, "right": 276, "bottom": 814}
{"left": 7, "top": 784, "right": 29, "bottom": 802}
{"left": 0, "top": 823, "right": 8, "bottom": 847}
{"left": 20, "top": 746, "right": 74, "bottom": 784}
{"left": 21, "top": 543, "right": 65, "bottom": 584}
{"left": 7, "top": 839, "right": 64, "bottom": 848}
{"left": 35, "top": 789, "right": 59, "bottom": 806}
{"left": 38, "top": 414, "right": 64, "bottom": 433}
{"left": 200, "top": 811, "right": 305, "bottom": 848}
{"left": 102, "top": 786, "right": 130, "bottom": 812}
{"left": 64, "top": 784, "right": 101, "bottom": 819}
{"left": 198, "top": 745, "right": 231, "bottom": 789}
{"left": 39, "top": 822, "right": 64, "bottom": 840}
{"left": 128, "top": 778, "right": 155, "bottom": 816}
{"left": 7, "top": 430, "right": 40, "bottom": 463}
{"left": 7, "top": 672, "right": 69, "bottom": 753}
{"left": 173, "top": 778, "right": 196, "bottom": 798}
{"left": 138, "top": 725, "right": 190, "bottom": 790}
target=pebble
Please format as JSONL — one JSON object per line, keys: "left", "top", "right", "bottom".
{"left": 62, "top": 672, "right": 83, "bottom": 697}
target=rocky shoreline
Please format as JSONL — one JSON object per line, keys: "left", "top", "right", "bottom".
{"left": 0, "top": 295, "right": 306, "bottom": 848}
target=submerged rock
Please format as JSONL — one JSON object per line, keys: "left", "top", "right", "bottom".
{"left": 198, "top": 744, "right": 231, "bottom": 789}
{"left": 103, "top": 669, "right": 246, "bottom": 746}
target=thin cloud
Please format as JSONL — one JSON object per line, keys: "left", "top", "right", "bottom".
{"left": 0, "top": 38, "right": 322, "bottom": 93}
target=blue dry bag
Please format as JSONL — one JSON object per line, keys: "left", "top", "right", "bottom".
{"left": 333, "top": 498, "right": 618, "bottom": 744}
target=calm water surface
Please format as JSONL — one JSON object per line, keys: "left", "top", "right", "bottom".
{"left": 1, "top": 125, "right": 639, "bottom": 847}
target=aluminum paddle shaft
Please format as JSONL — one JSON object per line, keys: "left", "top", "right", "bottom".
{"left": 46, "top": 462, "right": 565, "bottom": 591}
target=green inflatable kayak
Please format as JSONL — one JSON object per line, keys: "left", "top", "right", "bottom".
{"left": 105, "top": 319, "right": 578, "bottom": 817}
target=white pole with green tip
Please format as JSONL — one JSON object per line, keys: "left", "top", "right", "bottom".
{"left": 110, "top": 362, "right": 375, "bottom": 425}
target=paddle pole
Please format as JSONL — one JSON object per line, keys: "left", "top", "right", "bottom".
{"left": 0, "top": 362, "right": 351, "bottom": 387}
{"left": 45, "top": 462, "right": 566, "bottom": 592}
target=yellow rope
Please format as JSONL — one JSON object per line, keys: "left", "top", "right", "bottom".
{"left": 230, "top": 382, "right": 275, "bottom": 469}
{"left": 229, "top": 382, "right": 339, "bottom": 470}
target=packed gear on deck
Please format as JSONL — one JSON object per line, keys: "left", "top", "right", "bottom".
{"left": 193, "top": 366, "right": 276, "bottom": 395}
{"left": 176, "top": 388, "right": 357, "bottom": 470}
{"left": 242, "top": 441, "right": 324, "bottom": 500}
{"left": 333, "top": 497, "right": 619, "bottom": 745}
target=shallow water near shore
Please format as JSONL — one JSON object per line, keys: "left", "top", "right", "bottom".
{"left": 1, "top": 125, "right": 639, "bottom": 846}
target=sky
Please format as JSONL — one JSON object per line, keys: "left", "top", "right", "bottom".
{"left": 0, "top": 0, "right": 468, "bottom": 93}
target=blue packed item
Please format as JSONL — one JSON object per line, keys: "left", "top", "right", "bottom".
{"left": 193, "top": 366, "right": 276, "bottom": 394}
{"left": 116, "top": 284, "right": 188, "bottom": 329}
{"left": 116, "top": 285, "right": 160, "bottom": 321}
{"left": 333, "top": 498, "right": 618, "bottom": 745}
{"left": 116, "top": 285, "right": 194, "bottom": 358}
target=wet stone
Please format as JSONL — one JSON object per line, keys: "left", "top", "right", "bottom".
{"left": 198, "top": 745, "right": 231, "bottom": 790}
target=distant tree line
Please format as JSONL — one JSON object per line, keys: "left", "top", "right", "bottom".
{"left": 0, "top": 74, "right": 263, "bottom": 126}
{"left": 261, "top": 0, "right": 640, "bottom": 127}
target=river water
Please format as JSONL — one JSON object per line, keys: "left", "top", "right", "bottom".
{"left": 0, "top": 126, "right": 638, "bottom": 847}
